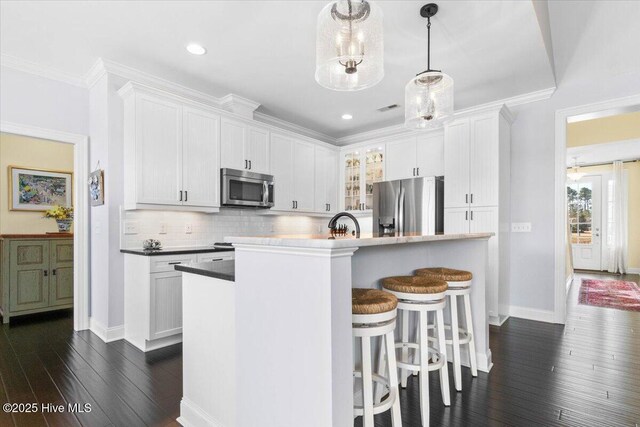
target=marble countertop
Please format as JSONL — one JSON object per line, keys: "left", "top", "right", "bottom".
{"left": 225, "top": 232, "right": 493, "bottom": 249}
{"left": 174, "top": 260, "right": 235, "bottom": 281}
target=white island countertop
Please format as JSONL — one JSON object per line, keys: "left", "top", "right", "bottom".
{"left": 225, "top": 232, "right": 493, "bottom": 249}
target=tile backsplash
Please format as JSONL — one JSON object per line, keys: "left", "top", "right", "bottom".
{"left": 120, "top": 208, "right": 329, "bottom": 249}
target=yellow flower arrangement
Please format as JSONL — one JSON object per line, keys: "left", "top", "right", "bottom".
{"left": 43, "top": 205, "right": 74, "bottom": 220}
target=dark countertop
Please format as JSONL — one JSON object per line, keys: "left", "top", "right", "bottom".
{"left": 120, "top": 246, "right": 233, "bottom": 256}
{"left": 174, "top": 260, "right": 235, "bottom": 281}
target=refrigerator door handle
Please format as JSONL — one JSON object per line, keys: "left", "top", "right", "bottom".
{"left": 399, "top": 188, "right": 406, "bottom": 236}
{"left": 394, "top": 190, "right": 400, "bottom": 236}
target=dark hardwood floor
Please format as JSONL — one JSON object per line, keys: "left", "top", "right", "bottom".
{"left": 1, "top": 271, "right": 639, "bottom": 426}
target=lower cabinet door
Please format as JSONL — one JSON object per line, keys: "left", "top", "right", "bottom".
{"left": 149, "top": 271, "right": 183, "bottom": 340}
{"left": 444, "top": 207, "right": 470, "bottom": 234}
{"left": 49, "top": 240, "right": 74, "bottom": 307}
{"left": 9, "top": 240, "right": 50, "bottom": 312}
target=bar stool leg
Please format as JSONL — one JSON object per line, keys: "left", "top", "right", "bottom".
{"left": 418, "top": 310, "right": 430, "bottom": 427}
{"left": 361, "top": 336, "right": 375, "bottom": 427}
{"left": 385, "top": 330, "right": 402, "bottom": 427}
{"left": 450, "top": 294, "right": 462, "bottom": 392}
{"left": 463, "top": 293, "right": 478, "bottom": 377}
{"left": 401, "top": 309, "right": 409, "bottom": 388}
{"left": 436, "top": 308, "right": 451, "bottom": 406}
{"left": 375, "top": 336, "right": 386, "bottom": 404}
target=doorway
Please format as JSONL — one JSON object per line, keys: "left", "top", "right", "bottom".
{"left": 0, "top": 123, "right": 89, "bottom": 331}
{"left": 567, "top": 175, "right": 602, "bottom": 270}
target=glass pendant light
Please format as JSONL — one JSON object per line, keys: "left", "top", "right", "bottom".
{"left": 316, "top": 0, "right": 384, "bottom": 91}
{"left": 405, "top": 3, "right": 453, "bottom": 130}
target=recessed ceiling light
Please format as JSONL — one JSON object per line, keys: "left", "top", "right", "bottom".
{"left": 186, "top": 44, "right": 207, "bottom": 55}
{"left": 341, "top": 114, "right": 353, "bottom": 120}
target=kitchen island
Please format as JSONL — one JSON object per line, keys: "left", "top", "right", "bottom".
{"left": 177, "top": 233, "right": 492, "bottom": 427}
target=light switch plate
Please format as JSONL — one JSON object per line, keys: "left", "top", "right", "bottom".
{"left": 512, "top": 223, "right": 532, "bottom": 232}
{"left": 159, "top": 223, "right": 168, "bottom": 234}
{"left": 185, "top": 223, "right": 193, "bottom": 234}
{"left": 124, "top": 221, "right": 139, "bottom": 235}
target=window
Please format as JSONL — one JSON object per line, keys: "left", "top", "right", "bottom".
{"left": 567, "top": 182, "right": 593, "bottom": 244}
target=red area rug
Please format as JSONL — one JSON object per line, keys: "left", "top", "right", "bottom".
{"left": 579, "top": 279, "right": 640, "bottom": 312}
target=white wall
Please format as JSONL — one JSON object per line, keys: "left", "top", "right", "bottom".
{"left": 0, "top": 66, "right": 89, "bottom": 134}
{"left": 509, "top": 72, "right": 640, "bottom": 312}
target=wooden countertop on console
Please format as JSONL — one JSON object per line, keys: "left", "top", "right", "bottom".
{"left": 0, "top": 233, "right": 73, "bottom": 239}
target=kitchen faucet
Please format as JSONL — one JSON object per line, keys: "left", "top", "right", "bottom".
{"left": 328, "top": 212, "right": 361, "bottom": 239}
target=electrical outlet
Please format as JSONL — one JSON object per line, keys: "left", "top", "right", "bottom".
{"left": 185, "top": 223, "right": 193, "bottom": 234}
{"left": 159, "top": 223, "right": 168, "bottom": 234}
{"left": 512, "top": 223, "right": 532, "bottom": 232}
{"left": 123, "top": 221, "right": 139, "bottom": 235}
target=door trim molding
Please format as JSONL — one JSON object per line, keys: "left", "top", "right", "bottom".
{"left": 1, "top": 121, "right": 90, "bottom": 331}
{"left": 553, "top": 94, "right": 640, "bottom": 324}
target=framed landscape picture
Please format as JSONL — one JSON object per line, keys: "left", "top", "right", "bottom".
{"left": 9, "top": 166, "right": 73, "bottom": 211}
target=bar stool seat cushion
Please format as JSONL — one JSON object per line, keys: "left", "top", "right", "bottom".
{"left": 414, "top": 267, "right": 473, "bottom": 282}
{"left": 352, "top": 288, "right": 398, "bottom": 315}
{"left": 382, "top": 276, "right": 448, "bottom": 294}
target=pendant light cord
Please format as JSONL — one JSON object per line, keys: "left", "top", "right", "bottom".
{"left": 427, "top": 17, "right": 431, "bottom": 71}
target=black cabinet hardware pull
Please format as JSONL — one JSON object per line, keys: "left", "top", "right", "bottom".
{"left": 180, "top": 191, "right": 183, "bottom": 201}
{"left": 185, "top": 191, "right": 188, "bottom": 202}
{"left": 168, "top": 262, "right": 182, "bottom": 265}
{"left": 465, "top": 211, "right": 468, "bottom": 220}
{"left": 52, "top": 269, "right": 56, "bottom": 276}
{"left": 245, "top": 160, "right": 248, "bottom": 169}
{"left": 248, "top": 160, "right": 252, "bottom": 170}
{"left": 44, "top": 270, "right": 48, "bottom": 277}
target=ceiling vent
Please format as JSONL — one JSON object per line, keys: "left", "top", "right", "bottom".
{"left": 377, "top": 104, "right": 399, "bottom": 112}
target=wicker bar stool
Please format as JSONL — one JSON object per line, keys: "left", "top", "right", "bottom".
{"left": 415, "top": 267, "right": 477, "bottom": 392}
{"left": 380, "top": 276, "right": 451, "bottom": 427}
{"left": 352, "top": 288, "right": 402, "bottom": 427}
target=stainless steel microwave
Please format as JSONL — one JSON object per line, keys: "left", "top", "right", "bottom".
{"left": 221, "top": 168, "right": 274, "bottom": 208}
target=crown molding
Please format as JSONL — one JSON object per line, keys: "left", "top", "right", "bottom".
{"left": 219, "top": 94, "right": 260, "bottom": 119}
{"left": 253, "top": 111, "right": 337, "bottom": 144}
{"left": 0, "top": 53, "right": 86, "bottom": 87}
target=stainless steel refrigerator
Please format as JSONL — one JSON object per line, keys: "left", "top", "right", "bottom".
{"left": 372, "top": 176, "right": 444, "bottom": 236}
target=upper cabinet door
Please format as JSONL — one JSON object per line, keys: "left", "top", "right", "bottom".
{"left": 270, "top": 133, "right": 294, "bottom": 210}
{"left": 386, "top": 137, "right": 416, "bottom": 181}
{"left": 469, "top": 115, "right": 499, "bottom": 207}
{"left": 416, "top": 133, "right": 444, "bottom": 177}
{"left": 136, "top": 94, "right": 183, "bottom": 205}
{"left": 293, "top": 141, "right": 316, "bottom": 212}
{"left": 444, "top": 119, "right": 470, "bottom": 208}
{"left": 325, "top": 150, "right": 338, "bottom": 213}
{"left": 314, "top": 147, "right": 338, "bottom": 213}
{"left": 246, "top": 126, "right": 270, "bottom": 174}
{"left": 220, "top": 118, "right": 247, "bottom": 171}
{"left": 182, "top": 107, "right": 220, "bottom": 207}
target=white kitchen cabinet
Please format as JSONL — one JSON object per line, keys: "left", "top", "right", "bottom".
{"left": 220, "top": 118, "right": 270, "bottom": 174}
{"left": 120, "top": 83, "right": 220, "bottom": 211}
{"left": 270, "top": 133, "right": 316, "bottom": 212}
{"left": 196, "top": 252, "right": 235, "bottom": 263}
{"left": 341, "top": 145, "right": 385, "bottom": 212}
{"left": 182, "top": 107, "right": 220, "bottom": 207}
{"left": 443, "top": 106, "right": 512, "bottom": 325}
{"left": 386, "top": 137, "right": 416, "bottom": 181}
{"left": 385, "top": 132, "right": 444, "bottom": 181}
{"left": 132, "top": 93, "right": 183, "bottom": 206}
{"left": 293, "top": 142, "right": 316, "bottom": 212}
{"left": 444, "top": 120, "right": 470, "bottom": 208}
{"left": 314, "top": 147, "right": 338, "bottom": 213}
{"left": 124, "top": 253, "right": 197, "bottom": 351}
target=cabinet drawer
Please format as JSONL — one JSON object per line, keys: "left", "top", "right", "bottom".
{"left": 196, "top": 252, "right": 235, "bottom": 263}
{"left": 149, "top": 254, "right": 197, "bottom": 273}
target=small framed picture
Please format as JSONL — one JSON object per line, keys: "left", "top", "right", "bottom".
{"left": 88, "top": 169, "right": 104, "bottom": 206}
{"left": 9, "top": 166, "right": 73, "bottom": 211}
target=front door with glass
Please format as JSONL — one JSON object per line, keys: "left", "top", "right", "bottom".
{"left": 567, "top": 175, "right": 602, "bottom": 270}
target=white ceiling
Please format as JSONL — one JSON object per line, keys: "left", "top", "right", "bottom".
{"left": 0, "top": 0, "right": 592, "bottom": 139}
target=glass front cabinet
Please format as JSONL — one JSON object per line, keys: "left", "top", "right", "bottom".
{"left": 342, "top": 145, "right": 385, "bottom": 212}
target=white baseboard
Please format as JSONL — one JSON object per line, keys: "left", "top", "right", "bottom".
{"left": 89, "top": 317, "right": 125, "bottom": 343}
{"left": 627, "top": 267, "right": 640, "bottom": 274}
{"left": 178, "top": 398, "right": 226, "bottom": 427}
{"left": 508, "top": 305, "right": 555, "bottom": 323}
